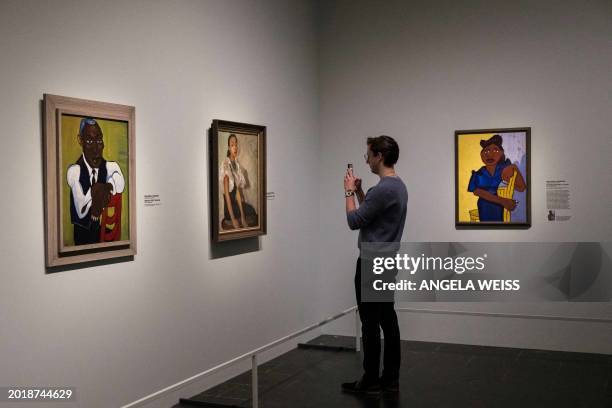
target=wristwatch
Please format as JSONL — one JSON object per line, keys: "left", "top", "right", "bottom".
{"left": 345, "top": 190, "right": 354, "bottom": 197}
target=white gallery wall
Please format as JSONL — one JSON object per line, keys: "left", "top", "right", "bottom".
{"left": 0, "top": 1, "right": 322, "bottom": 407}
{"left": 318, "top": 0, "right": 612, "bottom": 353}
{"left": 1, "top": 0, "right": 612, "bottom": 407}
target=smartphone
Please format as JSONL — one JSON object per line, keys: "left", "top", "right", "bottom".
{"left": 347, "top": 163, "right": 353, "bottom": 170}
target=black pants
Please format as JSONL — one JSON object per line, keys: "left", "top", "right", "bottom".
{"left": 74, "top": 222, "right": 100, "bottom": 245}
{"left": 355, "top": 257, "right": 401, "bottom": 382}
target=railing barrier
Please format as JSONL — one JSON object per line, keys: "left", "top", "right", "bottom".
{"left": 122, "top": 306, "right": 611, "bottom": 408}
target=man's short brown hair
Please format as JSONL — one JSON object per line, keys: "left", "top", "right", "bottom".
{"left": 367, "top": 135, "right": 399, "bottom": 166}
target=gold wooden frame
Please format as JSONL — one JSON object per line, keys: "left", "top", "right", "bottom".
{"left": 44, "top": 94, "right": 137, "bottom": 267}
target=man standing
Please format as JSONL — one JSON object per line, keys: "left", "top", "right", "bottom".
{"left": 67, "top": 118, "right": 125, "bottom": 245}
{"left": 342, "top": 135, "right": 408, "bottom": 394}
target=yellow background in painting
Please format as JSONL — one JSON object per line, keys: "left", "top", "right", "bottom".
{"left": 61, "top": 115, "right": 130, "bottom": 246}
{"left": 457, "top": 133, "right": 494, "bottom": 222}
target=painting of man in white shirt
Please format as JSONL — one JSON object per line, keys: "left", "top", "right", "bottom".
{"left": 66, "top": 118, "right": 125, "bottom": 245}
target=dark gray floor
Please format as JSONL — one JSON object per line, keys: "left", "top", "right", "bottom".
{"left": 175, "top": 335, "right": 612, "bottom": 408}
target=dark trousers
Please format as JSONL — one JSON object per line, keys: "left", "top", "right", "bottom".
{"left": 355, "top": 257, "right": 401, "bottom": 382}
{"left": 74, "top": 222, "right": 100, "bottom": 245}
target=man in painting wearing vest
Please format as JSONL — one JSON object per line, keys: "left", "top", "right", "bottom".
{"left": 66, "top": 118, "right": 125, "bottom": 245}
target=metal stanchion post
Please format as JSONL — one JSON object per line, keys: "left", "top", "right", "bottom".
{"left": 251, "top": 354, "right": 258, "bottom": 408}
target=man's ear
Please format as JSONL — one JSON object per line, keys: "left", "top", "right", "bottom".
{"left": 77, "top": 134, "right": 83, "bottom": 146}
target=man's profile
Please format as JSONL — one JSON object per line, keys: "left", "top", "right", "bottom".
{"left": 66, "top": 118, "right": 125, "bottom": 245}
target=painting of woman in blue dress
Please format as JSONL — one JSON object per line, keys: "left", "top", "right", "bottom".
{"left": 467, "top": 134, "right": 526, "bottom": 222}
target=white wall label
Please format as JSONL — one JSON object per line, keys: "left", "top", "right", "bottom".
{"left": 144, "top": 194, "right": 162, "bottom": 207}
{"left": 546, "top": 181, "right": 571, "bottom": 221}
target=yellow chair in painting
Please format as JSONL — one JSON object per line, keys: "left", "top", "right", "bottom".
{"left": 469, "top": 170, "right": 517, "bottom": 222}
{"left": 469, "top": 209, "right": 480, "bottom": 222}
{"left": 497, "top": 170, "right": 517, "bottom": 222}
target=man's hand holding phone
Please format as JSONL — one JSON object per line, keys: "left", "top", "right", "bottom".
{"left": 344, "top": 167, "right": 357, "bottom": 192}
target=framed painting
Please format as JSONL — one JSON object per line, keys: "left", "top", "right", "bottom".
{"left": 44, "top": 94, "right": 136, "bottom": 267}
{"left": 455, "top": 127, "right": 530, "bottom": 228}
{"left": 210, "top": 120, "right": 266, "bottom": 242}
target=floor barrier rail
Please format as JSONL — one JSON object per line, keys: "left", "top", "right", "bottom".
{"left": 122, "top": 304, "right": 612, "bottom": 408}
{"left": 121, "top": 306, "right": 359, "bottom": 408}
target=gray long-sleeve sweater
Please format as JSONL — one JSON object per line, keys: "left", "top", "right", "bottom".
{"left": 346, "top": 176, "right": 408, "bottom": 249}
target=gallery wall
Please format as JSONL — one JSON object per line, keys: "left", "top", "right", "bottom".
{"left": 0, "top": 0, "right": 322, "bottom": 407}
{"left": 1, "top": 0, "right": 611, "bottom": 406}
{"left": 317, "top": 0, "right": 612, "bottom": 352}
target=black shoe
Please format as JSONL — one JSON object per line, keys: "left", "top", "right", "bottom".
{"left": 380, "top": 378, "right": 399, "bottom": 393}
{"left": 341, "top": 378, "right": 381, "bottom": 395}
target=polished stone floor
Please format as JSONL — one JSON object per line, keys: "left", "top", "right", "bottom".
{"left": 175, "top": 335, "right": 612, "bottom": 408}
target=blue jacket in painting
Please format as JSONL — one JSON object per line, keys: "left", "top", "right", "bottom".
{"left": 467, "top": 159, "right": 511, "bottom": 222}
